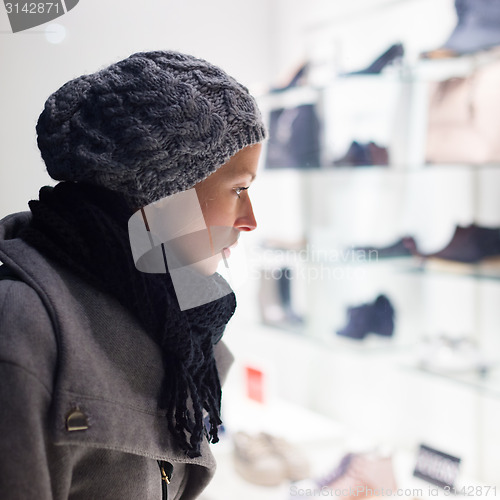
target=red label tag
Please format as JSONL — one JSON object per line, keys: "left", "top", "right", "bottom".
{"left": 245, "top": 366, "right": 265, "bottom": 403}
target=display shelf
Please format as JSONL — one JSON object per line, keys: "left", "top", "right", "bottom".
{"left": 274, "top": 241, "right": 500, "bottom": 282}
{"left": 302, "top": 331, "right": 500, "bottom": 402}
{"left": 259, "top": 249, "right": 500, "bottom": 283}
{"left": 414, "top": 47, "right": 500, "bottom": 81}
{"left": 313, "top": 333, "right": 415, "bottom": 354}
{"left": 330, "top": 256, "right": 500, "bottom": 282}
{"left": 418, "top": 258, "right": 500, "bottom": 282}
{"left": 260, "top": 163, "right": 500, "bottom": 176}
{"left": 401, "top": 262, "right": 500, "bottom": 283}
{"left": 223, "top": 318, "right": 500, "bottom": 485}
{"left": 405, "top": 365, "right": 500, "bottom": 402}
{"left": 304, "top": 332, "right": 500, "bottom": 402}
{"left": 251, "top": 13, "right": 500, "bottom": 487}
{"left": 278, "top": 321, "right": 500, "bottom": 403}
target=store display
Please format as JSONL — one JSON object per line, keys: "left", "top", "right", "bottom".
{"left": 265, "top": 104, "right": 321, "bottom": 169}
{"left": 422, "top": 0, "right": 500, "bottom": 58}
{"left": 333, "top": 140, "right": 389, "bottom": 167}
{"left": 343, "top": 43, "right": 404, "bottom": 75}
{"left": 232, "top": 431, "right": 310, "bottom": 486}
{"left": 418, "top": 335, "right": 491, "bottom": 374}
{"left": 404, "top": 224, "right": 500, "bottom": 264}
{"left": 426, "top": 61, "right": 500, "bottom": 164}
{"left": 252, "top": 1, "right": 500, "bottom": 492}
{"left": 336, "top": 294, "right": 395, "bottom": 340}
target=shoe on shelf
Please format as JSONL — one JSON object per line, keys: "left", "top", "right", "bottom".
{"left": 333, "top": 141, "right": 389, "bottom": 167}
{"left": 366, "top": 141, "right": 390, "bottom": 165}
{"left": 342, "top": 43, "right": 404, "bottom": 76}
{"left": 333, "top": 141, "right": 371, "bottom": 167}
{"left": 405, "top": 224, "right": 500, "bottom": 264}
{"left": 260, "top": 432, "right": 311, "bottom": 482}
{"left": 232, "top": 431, "right": 311, "bottom": 486}
{"left": 421, "top": 0, "right": 500, "bottom": 58}
{"left": 418, "top": 335, "right": 492, "bottom": 374}
{"left": 337, "top": 294, "right": 395, "bottom": 341}
{"left": 351, "top": 453, "right": 398, "bottom": 492}
{"left": 232, "top": 431, "right": 288, "bottom": 486}
{"left": 318, "top": 451, "right": 397, "bottom": 497}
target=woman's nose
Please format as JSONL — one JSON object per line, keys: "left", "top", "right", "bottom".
{"left": 235, "top": 197, "right": 257, "bottom": 232}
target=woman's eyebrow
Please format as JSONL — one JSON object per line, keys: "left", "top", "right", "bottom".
{"left": 233, "top": 168, "right": 256, "bottom": 182}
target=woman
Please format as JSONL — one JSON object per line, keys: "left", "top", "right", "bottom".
{"left": 0, "top": 50, "right": 266, "bottom": 499}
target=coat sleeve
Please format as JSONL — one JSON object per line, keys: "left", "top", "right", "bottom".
{"left": 0, "top": 279, "right": 70, "bottom": 499}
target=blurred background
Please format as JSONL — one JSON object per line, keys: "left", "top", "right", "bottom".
{"left": 2, "top": 0, "right": 500, "bottom": 497}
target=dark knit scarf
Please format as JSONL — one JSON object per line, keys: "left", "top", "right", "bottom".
{"left": 20, "top": 181, "right": 236, "bottom": 458}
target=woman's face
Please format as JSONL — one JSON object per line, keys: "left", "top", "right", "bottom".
{"left": 194, "top": 142, "right": 262, "bottom": 274}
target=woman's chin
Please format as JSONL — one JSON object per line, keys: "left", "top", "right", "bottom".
{"left": 188, "top": 254, "right": 224, "bottom": 276}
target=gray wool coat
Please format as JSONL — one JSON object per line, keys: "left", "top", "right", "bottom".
{"left": 0, "top": 212, "right": 234, "bottom": 500}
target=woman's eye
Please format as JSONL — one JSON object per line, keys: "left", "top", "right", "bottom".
{"left": 233, "top": 187, "right": 249, "bottom": 198}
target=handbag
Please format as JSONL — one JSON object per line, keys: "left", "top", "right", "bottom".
{"left": 426, "top": 59, "right": 500, "bottom": 164}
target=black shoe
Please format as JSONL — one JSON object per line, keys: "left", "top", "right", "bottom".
{"left": 333, "top": 140, "right": 389, "bottom": 167}
{"left": 406, "top": 224, "right": 500, "bottom": 263}
{"left": 343, "top": 43, "right": 404, "bottom": 75}
{"left": 337, "top": 294, "right": 395, "bottom": 340}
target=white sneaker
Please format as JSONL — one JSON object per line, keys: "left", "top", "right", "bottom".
{"left": 232, "top": 431, "right": 287, "bottom": 486}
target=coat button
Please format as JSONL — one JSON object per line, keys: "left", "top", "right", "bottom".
{"left": 66, "top": 408, "right": 89, "bottom": 432}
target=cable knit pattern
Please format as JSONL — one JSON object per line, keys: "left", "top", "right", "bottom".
{"left": 36, "top": 51, "right": 267, "bottom": 208}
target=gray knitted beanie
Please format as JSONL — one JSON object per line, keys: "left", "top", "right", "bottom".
{"left": 36, "top": 50, "right": 267, "bottom": 208}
